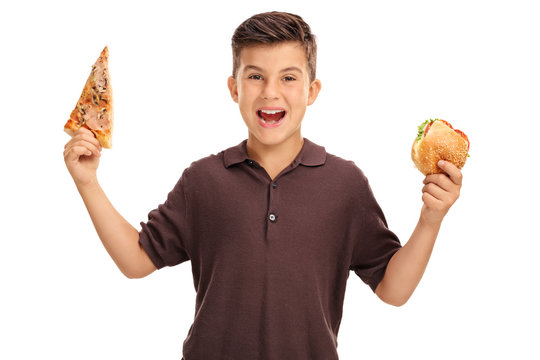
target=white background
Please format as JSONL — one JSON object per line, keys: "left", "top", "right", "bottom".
{"left": 1, "top": 0, "right": 539, "bottom": 359}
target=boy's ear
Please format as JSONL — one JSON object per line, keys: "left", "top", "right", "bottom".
{"left": 307, "top": 79, "right": 322, "bottom": 106}
{"left": 227, "top": 76, "right": 238, "bottom": 103}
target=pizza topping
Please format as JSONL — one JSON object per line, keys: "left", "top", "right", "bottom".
{"left": 84, "top": 106, "right": 109, "bottom": 130}
{"left": 78, "top": 103, "right": 86, "bottom": 115}
{"left": 97, "top": 108, "right": 107, "bottom": 121}
{"left": 96, "top": 74, "right": 108, "bottom": 92}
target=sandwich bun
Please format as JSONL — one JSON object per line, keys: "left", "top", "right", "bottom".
{"left": 412, "top": 119, "right": 470, "bottom": 175}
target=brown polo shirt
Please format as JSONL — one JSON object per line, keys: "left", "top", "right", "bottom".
{"left": 139, "top": 139, "right": 401, "bottom": 360}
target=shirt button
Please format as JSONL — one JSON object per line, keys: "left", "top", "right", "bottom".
{"left": 247, "top": 160, "right": 254, "bottom": 167}
{"left": 272, "top": 183, "right": 277, "bottom": 189}
{"left": 269, "top": 213, "right": 277, "bottom": 222}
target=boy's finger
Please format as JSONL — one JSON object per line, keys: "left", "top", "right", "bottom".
{"left": 65, "top": 140, "right": 101, "bottom": 159}
{"left": 76, "top": 126, "right": 94, "bottom": 136}
{"left": 64, "top": 145, "right": 91, "bottom": 162}
{"left": 422, "top": 183, "right": 446, "bottom": 201}
{"left": 436, "top": 160, "right": 463, "bottom": 186}
{"left": 68, "top": 131, "right": 102, "bottom": 150}
{"left": 423, "top": 173, "right": 455, "bottom": 192}
{"left": 64, "top": 138, "right": 99, "bottom": 155}
{"left": 422, "top": 191, "right": 443, "bottom": 208}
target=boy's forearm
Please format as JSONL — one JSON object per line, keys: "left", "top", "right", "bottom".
{"left": 375, "top": 217, "right": 441, "bottom": 306}
{"left": 376, "top": 162, "right": 462, "bottom": 306}
{"left": 76, "top": 180, "right": 155, "bottom": 278}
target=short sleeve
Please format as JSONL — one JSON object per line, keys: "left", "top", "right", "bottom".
{"left": 139, "top": 171, "right": 191, "bottom": 269}
{"left": 349, "top": 171, "right": 401, "bottom": 292}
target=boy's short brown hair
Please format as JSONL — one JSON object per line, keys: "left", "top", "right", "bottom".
{"left": 231, "top": 11, "right": 317, "bottom": 82}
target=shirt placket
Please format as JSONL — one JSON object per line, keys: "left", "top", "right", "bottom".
{"left": 245, "top": 159, "right": 301, "bottom": 243}
{"left": 264, "top": 162, "right": 301, "bottom": 243}
{"left": 266, "top": 178, "right": 279, "bottom": 242}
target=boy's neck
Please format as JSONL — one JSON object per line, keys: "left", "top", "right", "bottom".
{"left": 246, "top": 133, "right": 304, "bottom": 180}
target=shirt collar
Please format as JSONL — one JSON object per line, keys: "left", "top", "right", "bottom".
{"left": 223, "top": 138, "right": 327, "bottom": 168}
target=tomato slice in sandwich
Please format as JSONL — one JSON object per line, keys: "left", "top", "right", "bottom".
{"left": 424, "top": 119, "right": 470, "bottom": 151}
{"left": 454, "top": 129, "right": 470, "bottom": 150}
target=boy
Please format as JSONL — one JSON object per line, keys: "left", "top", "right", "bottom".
{"left": 63, "top": 11, "right": 462, "bottom": 360}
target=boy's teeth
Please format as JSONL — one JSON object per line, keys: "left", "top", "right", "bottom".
{"left": 258, "top": 109, "right": 285, "bottom": 124}
{"left": 261, "top": 109, "right": 284, "bottom": 114}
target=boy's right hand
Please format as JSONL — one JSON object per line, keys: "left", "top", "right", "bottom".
{"left": 63, "top": 127, "right": 102, "bottom": 186}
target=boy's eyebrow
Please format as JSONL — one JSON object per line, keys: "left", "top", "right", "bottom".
{"left": 243, "top": 65, "right": 304, "bottom": 73}
{"left": 280, "top": 66, "right": 303, "bottom": 73}
{"left": 243, "top": 65, "right": 264, "bottom": 72}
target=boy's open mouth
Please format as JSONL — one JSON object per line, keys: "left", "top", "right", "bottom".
{"left": 257, "top": 109, "right": 286, "bottom": 125}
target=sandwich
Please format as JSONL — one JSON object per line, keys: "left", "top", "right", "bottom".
{"left": 412, "top": 118, "right": 469, "bottom": 175}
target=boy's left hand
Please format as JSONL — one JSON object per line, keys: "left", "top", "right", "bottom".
{"left": 420, "top": 160, "right": 462, "bottom": 225}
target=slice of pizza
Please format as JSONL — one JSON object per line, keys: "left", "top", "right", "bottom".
{"left": 64, "top": 46, "right": 113, "bottom": 148}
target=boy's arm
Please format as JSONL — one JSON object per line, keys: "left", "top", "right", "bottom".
{"left": 375, "top": 160, "right": 462, "bottom": 306}
{"left": 64, "top": 128, "right": 156, "bottom": 279}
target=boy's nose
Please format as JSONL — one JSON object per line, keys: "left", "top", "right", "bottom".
{"left": 261, "top": 79, "right": 280, "bottom": 100}
{"left": 263, "top": 94, "right": 279, "bottom": 100}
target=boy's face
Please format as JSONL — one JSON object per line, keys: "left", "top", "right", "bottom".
{"left": 228, "top": 41, "right": 321, "bottom": 148}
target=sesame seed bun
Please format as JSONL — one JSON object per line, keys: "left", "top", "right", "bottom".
{"left": 412, "top": 119, "right": 469, "bottom": 175}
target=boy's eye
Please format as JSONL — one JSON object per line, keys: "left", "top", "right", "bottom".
{"left": 248, "top": 74, "right": 263, "bottom": 80}
{"left": 283, "top": 76, "right": 296, "bottom": 81}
